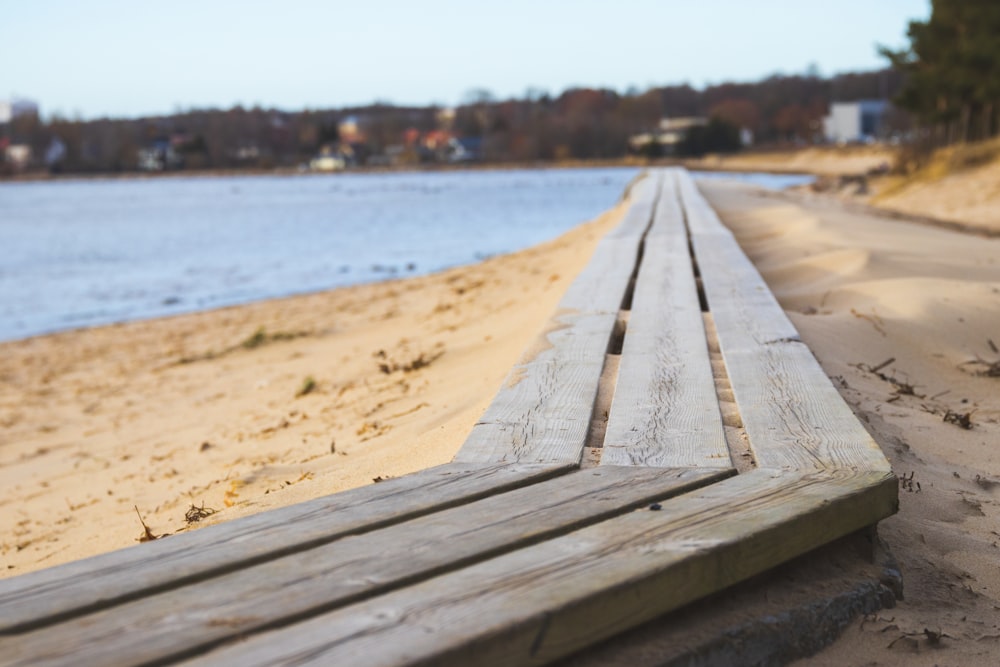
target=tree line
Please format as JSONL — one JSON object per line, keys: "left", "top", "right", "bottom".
{"left": 881, "top": 0, "right": 1000, "bottom": 146}
{"left": 1, "top": 69, "right": 902, "bottom": 175}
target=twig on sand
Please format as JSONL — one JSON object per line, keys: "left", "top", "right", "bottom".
{"left": 134, "top": 506, "right": 168, "bottom": 542}
{"left": 854, "top": 358, "right": 926, "bottom": 398}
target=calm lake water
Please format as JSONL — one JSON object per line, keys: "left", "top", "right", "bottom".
{"left": 0, "top": 168, "right": 809, "bottom": 342}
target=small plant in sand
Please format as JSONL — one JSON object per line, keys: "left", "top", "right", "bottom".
{"left": 296, "top": 376, "right": 317, "bottom": 397}
{"left": 241, "top": 326, "right": 269, "bottom": 349}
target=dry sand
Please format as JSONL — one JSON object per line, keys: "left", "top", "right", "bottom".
{"left": 3, "top": 163, "right": 999, "bottom": 665}
{"left": 689, "top": 145, "right": 896, "bottom": 176}
{"left": 696, "top": 142, "right": 1000, "bottom": 237}
{"left": 870, "top": 158, "right": 1000, "bottom": 236}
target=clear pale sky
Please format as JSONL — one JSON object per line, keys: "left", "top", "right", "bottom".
{"left": 2, "top": 0, "right": 930, "bottom": 120}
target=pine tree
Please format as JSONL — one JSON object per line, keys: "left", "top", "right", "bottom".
{"left": 881, "top": 0, "right": 1000, "bottom": 143}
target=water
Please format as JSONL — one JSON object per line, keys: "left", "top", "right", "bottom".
{"left": 691, "top": 170, "right": 814, "bottom": 190}
{"left": 0, "top": 167, "right": 810, "bottom": 343}
{"left": 0, "top": 168, "right": 642, "bottom": 342}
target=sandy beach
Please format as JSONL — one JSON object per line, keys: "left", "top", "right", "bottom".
{"left": 0, "top": 195, "right": 628, "bottom": 576}
{"left": 2, "top": 165, "right": 999, "bottom": 664}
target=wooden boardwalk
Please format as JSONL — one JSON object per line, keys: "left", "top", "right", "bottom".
{"left": 0, "top": 169, "right": 897, "bottom": 667}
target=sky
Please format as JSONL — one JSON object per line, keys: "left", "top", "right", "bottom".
{"left": 2, "top": 0, "right": 931, "bottom": 120}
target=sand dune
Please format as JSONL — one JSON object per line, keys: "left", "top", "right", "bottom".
{"left": 871, "top": 143, "right": 1000, "bottom": 235}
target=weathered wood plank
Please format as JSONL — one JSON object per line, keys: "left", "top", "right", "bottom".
{"left": 602, "top": 169, "right": 729, "bottom": 468}
{"left": 172, "top": 468, "right": 897, "bottom": 667}
{"left": 0, "top": 467, "right": 730, "bottom": 667}
{"left": 0, "top": 462, "right": 571, "bottom": 634}
{"left": 454, "top": 174, "right": 658, "bottom": 464}
{"left": 560, "top": 171, "right": 659, "bottom": 312}
{"left": 676, "top": 171, "right": 891, "bottom": 473}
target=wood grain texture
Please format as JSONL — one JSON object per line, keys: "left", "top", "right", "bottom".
{"left": 454, "top": 174, "right": 658, "bottom": 464}
{"left": 173, "top": 468, "right": 897, "bottom": 667}
{"left": 676, "top": 172, "right": 892, "bottom": 473}
{"left": 0, "top": 462, "right": 571, "bottom": 634}
{"left": 0, "top": 467, "right": 730, "bottom": 667}
{"left": 603, "top": 169, "right": 729, "bottom": 468}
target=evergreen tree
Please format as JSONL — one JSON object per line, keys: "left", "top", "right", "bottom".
{"left": 881, "top": 0, "right": 1000, "bottom": 142}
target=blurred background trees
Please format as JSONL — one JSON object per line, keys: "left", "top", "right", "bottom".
{"left": 1, "top": 67, "right": 905, "bottom": 175}
{"left": 881, "top": 0, "right": 1000, "bottom": 145}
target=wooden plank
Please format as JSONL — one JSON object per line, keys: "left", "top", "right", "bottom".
{"left": 602, "top": 171, "right": 659, "bottom": 240}
{"left": 454, "top": 174, "right": 659, "bottom": 465}
{"left": 0, "top": 467, "right": 731, "bottom": 667}
{"left": 602, "top": 169, "right": 729, "bottom": 468}
{"left": 0, "top": 461, "right": 571, "bottom": 634}
{"left": 561, "top": 171, "right": 659, "bottom": 311}
{"left": 676, "top": 171, "right": 892, "bottom": 473}
{"left": 170, "top": 468, "right": 897, "bottom": 667}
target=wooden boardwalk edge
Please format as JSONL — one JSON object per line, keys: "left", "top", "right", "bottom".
{"left": 173, "top": 470, "right": 897, "bottom": 667}
{"left": 0, "top": 461, "right": 573, "bottom": 634}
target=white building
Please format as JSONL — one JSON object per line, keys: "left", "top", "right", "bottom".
{"left": 0, "top": 98, "right": 39, "bottom": 124}
{"left": 823, "top": 101, "right": 889, "bottom": 143}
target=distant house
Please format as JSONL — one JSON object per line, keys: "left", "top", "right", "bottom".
{"left": 448, "top": 137, "right": 481, "bottom": 162}
{"left": 137, "top": 139, "right": 183, "bottom": 171}
{"left": 309, "top": 143, "right": 352, "bottom": 172}
{"left": 4, "top": 143, "right": 32, "bottom": 169}
{"left": 338, "top": 116, "right": 366, "bottom": 145}
{"left": 823, "top": 101, "right": 889, "bottom": 143}
{"left": 628, "top": 117, "right": 708, "bottom": 155}
{"left": 0, "top": 98, "right": 39, "bottom": 124}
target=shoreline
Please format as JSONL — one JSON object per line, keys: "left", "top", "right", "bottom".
{"left": 0, "top": 195, "right": 630, "bottom": 577}
{"left": 0, "top": 147, "right": 866, "bottom": 186}
{"left": 0, "top": 158, "right": 648, "bottom": 185}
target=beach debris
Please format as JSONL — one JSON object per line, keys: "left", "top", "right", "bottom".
{"left": 174, "top": 327, "right": 311, "bottom": 365}
{"left": 200, "top": 441, "right": 213, "bottom": 452}
{"left": 330, "top": 438, "right": 336, "bottom": 454}
{"left": 956, "top": 339, "right": 1000, "bottom": 377}
{"left": 959, "top": 356, "right": 1000, "bottom": 377}
{"left": 374, "top": 348, "right": 444, "bottom": 375}
{"left": 850, "top": 307, "right": 887, "bottom": 336}
{"left": 285, "top": 472, "right": 314, "bottom": 486}
{"left": 241, "top": 327, "right": 269, "bottom": 349}
{"left": 975, "top": 474, "right": 1000, "bottom": 492}
{"left": 185, "top": 502, "right": 218, "bottom": 524}
{"left": 372, "top": 475, "right": 393, "bottom": 483}
{"left": 242, "top": 326, "right": 310, "bottom": 350}
{"left": 897, "top": 471, "right": 921, "bottom": 493}
{"left": 134, "top": 506, "right": 166, "bottom": 542}
{"left": 854, "top": 358, "right": 926, "bottom": 399}
{"left": 886, "top": 627, "right": 952, "bottom": 651}
{"left": 224, "top": 480, "right": 243, "bottom": 507}
{"left": 296, "top": 376, "right": 317, "bottom": 397}
{"left": 943, "top": 409, "right": 975, "bottom": 430}
{"left": 648, "top": 503, "right": 662, "bottom": 511}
